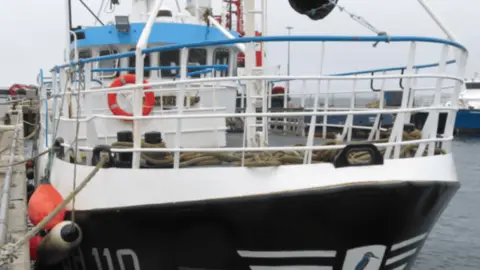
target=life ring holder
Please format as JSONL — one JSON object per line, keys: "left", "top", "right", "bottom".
{"left": 107, "top": 74, "right": 155, "bottom": 120}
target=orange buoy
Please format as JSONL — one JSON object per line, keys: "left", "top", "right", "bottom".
{"left": 28, "top": 184, "right": 66, "bottom": 230}
{"left": 107, "top": 74, "right": 155, "bottom": 119}
{"left": 30, "top": 235, "right": 43, "bottom": 261}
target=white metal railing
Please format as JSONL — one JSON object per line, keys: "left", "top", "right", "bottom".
{"left": 44, "top": 73, "right": 461, "bottom": 163}
{"left": 42, "top": 34, "right": 468, "bottom": 169}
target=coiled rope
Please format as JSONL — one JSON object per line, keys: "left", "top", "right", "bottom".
{"left": 111, "top": 129, "right": 442, "bottom": 167}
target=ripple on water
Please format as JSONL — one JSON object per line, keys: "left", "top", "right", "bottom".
{"left": 413, "top": 138, "right": 480, "bottom": 269}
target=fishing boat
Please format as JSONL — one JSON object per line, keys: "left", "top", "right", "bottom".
{"left": 410, "top": 73, "right": 480, "bottom": 136}
{"left": 451, "top": 74, "right": 480, "bottom": 135}
{"left": 16, "top": 0, "right": 468, "bottom": 269}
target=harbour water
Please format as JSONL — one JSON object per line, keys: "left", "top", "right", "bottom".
{"left": 413, "top": 137, "right": 480, "bottom": 269}
{"left": 289, "top": 96, "right": 480, "bottom": 269}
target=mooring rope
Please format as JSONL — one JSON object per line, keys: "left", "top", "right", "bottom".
{"left": 0, "top": 154, "right": 109, "bottom": 266}
{"left": 0, "top": 149, "right": 53, "bottom": 169}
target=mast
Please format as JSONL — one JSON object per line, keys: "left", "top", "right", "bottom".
{"left": 243, "top": 0, "right": 258, "bottom": 147}
{"left": 65, "top": 0, "right": 72, "bottom": 63}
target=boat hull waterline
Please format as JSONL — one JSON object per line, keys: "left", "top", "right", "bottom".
{"left": 49, "top": 181, "right": 458, "bottom": 270}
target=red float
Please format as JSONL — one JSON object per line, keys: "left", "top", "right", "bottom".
{"left": 29, "top": 235, "right": 43, "bottom": 261}
{"left": 28, "top": 184, "right": 66, "bottom": 230}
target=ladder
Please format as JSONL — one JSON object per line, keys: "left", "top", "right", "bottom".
{"left": 243, "top": 0, "right": 268, "bottom": 147}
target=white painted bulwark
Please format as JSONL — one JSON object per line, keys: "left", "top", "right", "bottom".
{"left": 48, "top": 154, "right": 457, "bottom": 210}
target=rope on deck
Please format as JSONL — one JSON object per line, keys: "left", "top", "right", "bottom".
{"left": 111, "top": 129, "right": 442, "bottom": 168}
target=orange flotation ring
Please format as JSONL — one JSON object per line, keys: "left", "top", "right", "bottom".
{"left": 107, "top": 74, "right": 155, "bottom": 117}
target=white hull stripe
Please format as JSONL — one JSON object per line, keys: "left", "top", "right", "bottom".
{"left": 250, "top": 266, "right": 332, "bottom": 270}
{"left": 391, "top": 233, "right": 427, "bottom": 251}
{"left": 237, "top": 250, "right": 337, "bottom": 258}
{"left": 385, "top": 248, "right": 417, "bottom": 265}
{"left": 388, "top": 263, "right": 407, "bottom": 270}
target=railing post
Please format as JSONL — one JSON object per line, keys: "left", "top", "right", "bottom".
{"left": 84, "top": 63, "right": 96, "bottom": 162}
{"left": 414, "top": 44, "right": 448, "bottom": 157}
{"left": 322, "top": 81, "right": 331, "bottom": 139}
{"left": 345, "top": 78, "right": 357, "bottom": 142}
{"left": 368, "top": 71, "right": 386, "bottom": 141}
{"left": 59, "top": 69, "right": 69, "bottom": 126}
{"left": 45, "top": 70, "right": 58, "bottom": 147}
{"left": 385, "top": 41, "right": 416, "bottom": 159}
{"left": 404, "top": 68, "right": 419, "bottom": 123}
{"left": 243, "top": 0, "right": 256, "bottom": 147}
{"left": 132, "top": 0, "right": 165, "bottom": 169}
{"left": 442, "top": 50, "right": 467, "bottom": 152}
{"left": 174, "top": 48, "right": 188, "bottom": 169}
{"left": 305, "top": 42, "right": 325, "bottom": 163}
{"left": 304, "top": 79, "right": 322, "bottom": 164}
{"left": 132, "top": 47, "right": 145, "bottom": 169}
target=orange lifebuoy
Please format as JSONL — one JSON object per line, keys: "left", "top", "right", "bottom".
{"left": 107, "top": 74, "right": 155, "bottom": 117}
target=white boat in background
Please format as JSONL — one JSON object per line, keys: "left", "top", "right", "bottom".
{"left": 448, "top": 74, "right": 480, "bottom": 134}
{"left": 459, "top": 73, "right": 480, "bottom": 108}
{"left": 15, "top": 0, "right": 469, "bottom": 269}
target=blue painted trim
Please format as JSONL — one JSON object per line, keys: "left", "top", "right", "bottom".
{"left": 55, "top": 35, "right": 467, "bottom": 70}
{"left": 269, "top": 60, "right": 458, "bottom": 84}
{"left": 39, "top": 69, "right": 44, "bottom": 86}
{"left": 175, "top": 66, "right": 228, "bottom": 78}
{"left": 91, "top": 64, "right": 228, "bottom": 73}
{"left": 333, "top": 60, "right": 457, "bottom": 76}
{"left": 71, "top": 23, "right": 241, "bottom": 49}
{"left": 183, "top": 68, "right": 215, "bottom": 77}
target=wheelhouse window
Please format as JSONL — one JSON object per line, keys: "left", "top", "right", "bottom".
{"left": 159, "top": 50, "right": 180, "bottom": 78}
{"left": 237, "top": 52, "right": 245, "bottom": 68}
{"left": 98, "top": 49, "right": 119, "bottom": 78}
{"left": 70, "top": 50, "right": 91, "bottom": 61}
{"left": 128, "top": 49, "right": 151, "bottom": 77}
{"left": 187, "top": 49, "right": 207, "bottom": 78}
{"left": 213, "top": 48, "right": 230, "bottom": 77}
{"left": 157, "top": 10, "right": 173, "bottom": 17}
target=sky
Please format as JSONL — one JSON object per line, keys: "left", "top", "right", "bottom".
{"left": 0, "top": 0, "right": 478, "bottom": 91}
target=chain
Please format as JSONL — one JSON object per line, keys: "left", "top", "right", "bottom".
{"left": 309, "top": 0, "right": 390, "bottom": 47}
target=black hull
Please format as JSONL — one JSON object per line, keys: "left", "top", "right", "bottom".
{"left": 50, "top": 181, "right": 458, "bottom": 270}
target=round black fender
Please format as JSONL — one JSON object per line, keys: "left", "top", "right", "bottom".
{"left": 53, "top": 138, "right": 64, "bottom": 159}
{"left": 334, "top": 143, "right": 384, "bottom": 168}
{"left": 36, "top": 221, "right": 83, "bottom": 267}
{"left": 288, "top": 0, "right": 338, "bottom": 20}
{"left": 91, "top": 145, "right": 115, "bottom": 168}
